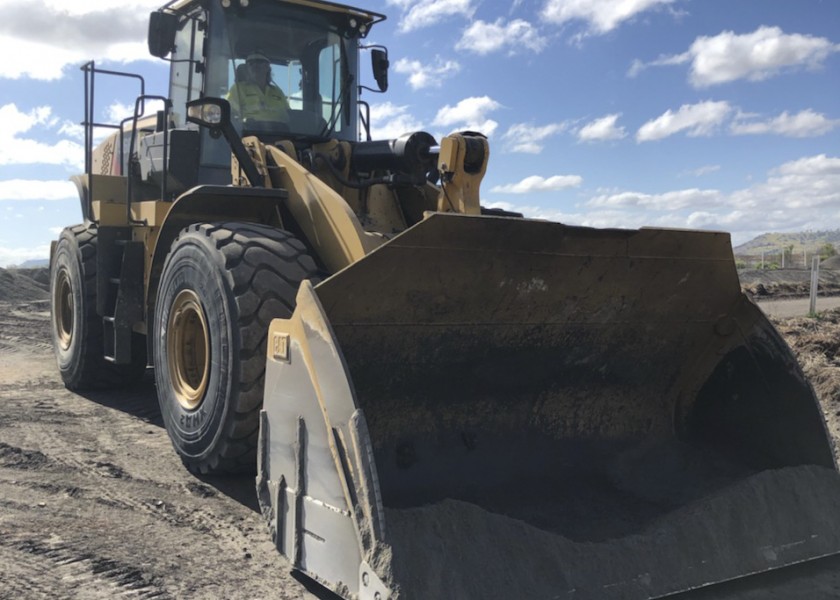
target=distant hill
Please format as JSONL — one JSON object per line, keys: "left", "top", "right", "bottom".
{"left": 734, "top": 231, "right": 840, "bottom": 256}
{"left": 13, "top": 258, "right": 49, "bottom": 268}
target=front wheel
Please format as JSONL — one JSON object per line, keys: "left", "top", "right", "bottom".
{"left": 153, "top": 222, "right": 318, "bottom": 475}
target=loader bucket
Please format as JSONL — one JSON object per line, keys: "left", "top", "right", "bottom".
{"left": 257, "top": 213, "right": 840, "bottom": 600}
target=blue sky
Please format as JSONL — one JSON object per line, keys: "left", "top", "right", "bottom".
{"left": 0, "top": 0, "right": 838, "bottom": 266}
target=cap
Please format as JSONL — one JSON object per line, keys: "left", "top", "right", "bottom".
{"left": 246, "top": 52, "right": 269, "bottom": 64}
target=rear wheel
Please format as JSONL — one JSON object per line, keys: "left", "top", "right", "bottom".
{"left": 50, "top": 224, "right": 147, "bottom": 390}
{"left": 153, "top": 222, "right": 318, "bottom": 475}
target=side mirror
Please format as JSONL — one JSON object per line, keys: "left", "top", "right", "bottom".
{"left": 186, "top": 97, "right": 231, "bottom": 132}
{"left": 371, "top": 48, "right": 389, "bottom": 92}
{"left": 148, "top": 11, "right": 179, "bottom": 58}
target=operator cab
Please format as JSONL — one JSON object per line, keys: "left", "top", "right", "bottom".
{"left": 215, "top": 3, "right": 359, "bottom": 141}
{"left": 154, "top": 0, "right": 384, "bottom": 181}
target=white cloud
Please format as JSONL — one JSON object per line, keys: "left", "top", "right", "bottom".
{"left": 105, "top": 99, "right": 167, "bottom": 123}
{"left": 631, "top": 26, "right": 840, "bottom": 87}
{"left": 541, "top": 0, "right": 676, "bottom": 35}
{"left": 502, "top": 122, "right": 567, "bottom": 153}
{"left": 587, "top": 188, "right": 723, "bottom": 210}
{"left": 734, "top": 154, "right": 840, "bottom": 211}
{"left": 393, "top": 0, "right": 475, "bottom": 33}
{"left": 491, "top": 174, "right": 583, "bottom": 194}
{"left": 0, "top": 244, "right": 52, "bottom": 267}
{"left": 0, "top": 179, "right": 77, "bottom": 201}
{"left": 681, "top": 164, "right": 721, "bottom": 177}
{"left": 636, "top": 100, "right": 732, "bottom": 142}
{"left": 433, "top": 96, "right": 502, "bottom": 136}
{"left": 368, "top": 102, "right": 425, "bottom": 140}
{"left": 493, "top": 154, "right": 840, "bottom": 246}
{"left": 0, "top": 103, "right": 84, "bottom": 168}
{"left": 0, "top": 1, "right": 163, "bottom": 80}
{"left": 627, "top": 53, "right": 689, "bottom": 78}
{"left": 689, "top": 155, "right": 840, "bottom": 236}
{"left": 577, "top": 113, "right": 626, "bottom": 142}
{"left": 38, "top": 0, "right": 160, "bottom": 15}
{"left": 775, "top": 154, "right": 840, "bottom": 178}
{"left": 456, "top": 19, "right": 548, "bottom": 55}
{"left": 393, "top": 57, "right": 461, "bottom": 90}
{"left": 58, "top": 121, "right": 85, "bottom": 141}
{"left": 730, "top": 109, "right": 840, "bottom": 138}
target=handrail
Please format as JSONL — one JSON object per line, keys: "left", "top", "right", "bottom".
{"left": 125, "top": 95, "right": 173, "bottom": 225}
{"left": 80, "top": 61, "right": 146, "bottom": 222}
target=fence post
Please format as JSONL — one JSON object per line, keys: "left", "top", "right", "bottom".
{"left": 809, "top": 256, "right": 820, "bottom": 316}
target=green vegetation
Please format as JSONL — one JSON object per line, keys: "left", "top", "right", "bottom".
{"left": 819, "top": 242, "right": 838, "bottom": 259}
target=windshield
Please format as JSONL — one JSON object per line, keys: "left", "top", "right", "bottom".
{"left": 205, "top": 2, "right": 359, "bottom": 142}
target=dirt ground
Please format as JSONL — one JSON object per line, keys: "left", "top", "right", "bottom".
{"left": 0, "top": 274, "right": 330, "bottom": 599}
{"left": 772, "top": 310, "right": 840, "bottom": 458}
{"left": 2, "top": 267, "right": 840, "bottom": 599}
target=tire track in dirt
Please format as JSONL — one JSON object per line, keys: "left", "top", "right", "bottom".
{"left": 0, "top": 388, "right": 239, "bottom": 542}
{"left": 0, "top": 300, "right": 51, "bottom": 350}
{"left": 0, "top": 428, "right": 313, "bottom": 599}
{"left": 0, "top": 302, "right": 322, "bottom": 599}
{"left": 0, "top": 531, "right": 171, "bottom": 600}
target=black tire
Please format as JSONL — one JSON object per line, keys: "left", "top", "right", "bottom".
{"left": 50, "top": 224, "right": 147, "bottom": 390}
{"left": 153, "top": 222, "right": 319, "bottom": 475}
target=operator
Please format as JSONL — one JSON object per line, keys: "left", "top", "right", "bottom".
{"left": 227, "top": 52, "right": 290, "bottom": 123}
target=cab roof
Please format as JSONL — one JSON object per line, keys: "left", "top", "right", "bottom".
{"left": 161, "top": 0, "right": 385, "bottom": 27}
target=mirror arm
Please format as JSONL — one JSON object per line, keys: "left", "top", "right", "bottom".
{"left": 186, "top": 98, "right": 264, "bottom": 188}
{"left": 220, "top": 123, "right": 265, "bottom": 188}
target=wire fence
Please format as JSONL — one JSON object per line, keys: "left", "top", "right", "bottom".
{"left": 736, "top": 251, "right": 835, "bottom": 270}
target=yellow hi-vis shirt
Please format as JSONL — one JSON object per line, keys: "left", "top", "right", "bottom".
{"left": 226, "top": 82, "right": 290, "bottom": 123}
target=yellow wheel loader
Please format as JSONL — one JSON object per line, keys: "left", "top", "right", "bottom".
{"left": 50, "top": 0, "right": 840, "bottom": 598}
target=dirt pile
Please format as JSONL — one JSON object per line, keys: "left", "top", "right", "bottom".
{"left": 740, "top": 268, "right": 840, "bottom": 299}
{"left": 775, "top": 308, "right": 840, "bottom": 458}
{"left": 0, "top": 267, "right": 49, "bottom": 302}
{"left": 370, "top": 311, "right": 840, "bottom": 600}
{"left": 375, "top": 465, "right": 840, "bottom": 599}
{"left": 821, "top": 256, "right": 840, "bottom": 270}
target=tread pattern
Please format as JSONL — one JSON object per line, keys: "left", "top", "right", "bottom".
{"left": 165, "top": 222, "right": 319, "bottom": 474}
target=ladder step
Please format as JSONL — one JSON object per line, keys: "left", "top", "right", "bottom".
{"left": 103, "top": 316, "right": 115, "bottom": 323}
{"left": 109, "top": 277, "right": 121, "bottom": 285}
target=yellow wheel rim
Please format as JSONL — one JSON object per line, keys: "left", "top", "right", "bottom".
{"left": 167, "top": 289, "right": 210, "bottom": 411}
{"left": 53, "top": 267, "right": 74, "bottom": 351}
